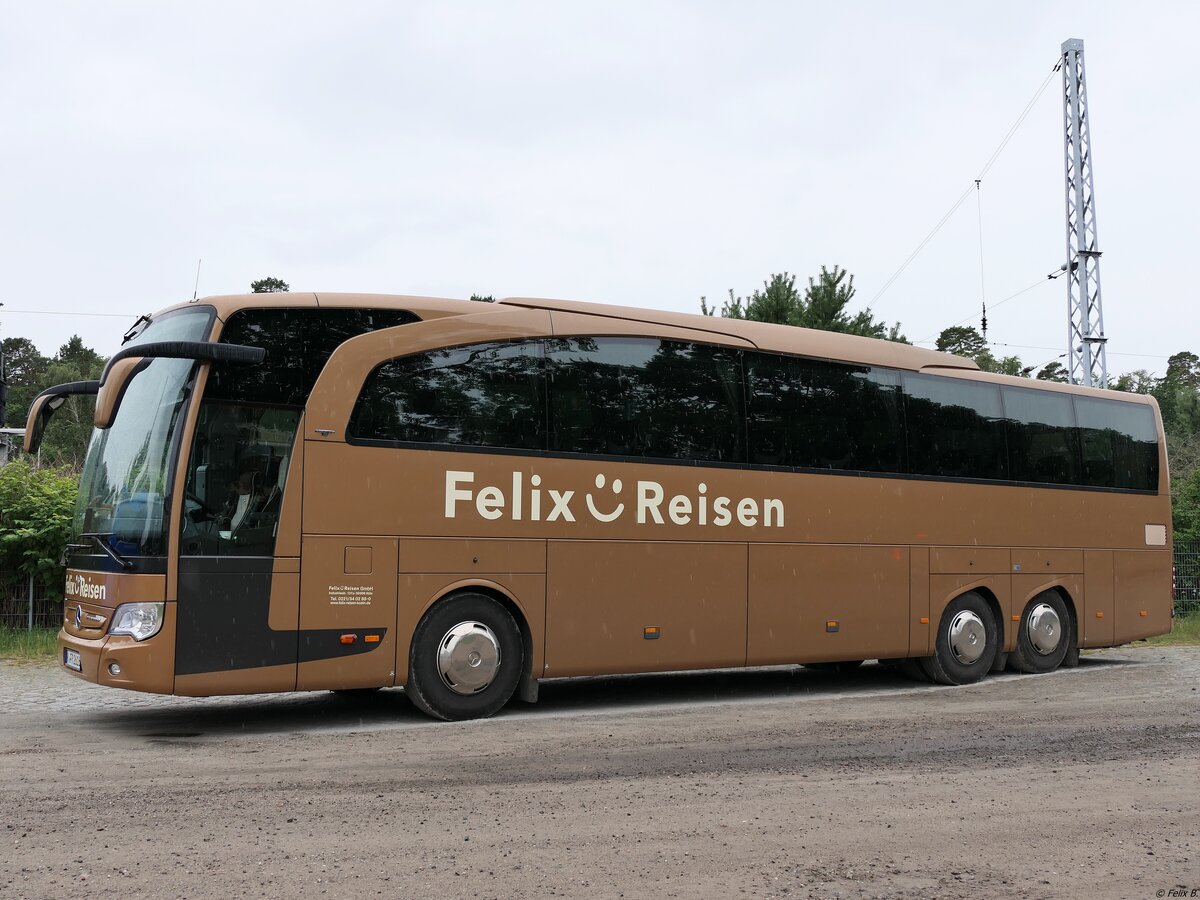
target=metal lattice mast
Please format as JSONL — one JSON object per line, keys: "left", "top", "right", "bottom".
{"left": 1061, "top": 38, "right": 1108, "bottom": 387}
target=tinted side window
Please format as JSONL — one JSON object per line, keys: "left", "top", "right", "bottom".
{"left": 904, "top": 375, "right": 1006, "bottom": 480}
{"left": 747, "top": 354, "right": 903, "bottom": 472}
{"left": 350, "top": 341, "right": 545, "bottom": 450}
{"left": 208, "top": 308, "right": 418, "bottom": 406}
{"left": 548, "top": 338, "right": 744, "bottom": 463}
{"left": 1002, "top": 387, "right": 1079, "bottom": 485}
{"left": 1075, "top": 396, "right": 1159, "bottom": 490}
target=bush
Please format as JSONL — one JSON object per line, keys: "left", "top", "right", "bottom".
{"left": 0, "top": 460, "right": 78, "bottom": 598}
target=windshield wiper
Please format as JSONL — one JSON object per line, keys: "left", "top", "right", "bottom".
{"left": 122, "top": 313, "right": 152, "bottom": 345}
{"left": 78, "top": 534, "right": 135, "bottom": 571}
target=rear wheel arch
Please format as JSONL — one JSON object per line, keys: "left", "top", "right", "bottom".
{"left": 1053, "top": 586, "right": 1081, "bottom": 667}
{"left": 407, "top": 579, "right": 537, "bottom": 680}
{"left": 1049, "top": 585, "right": 1079, "bottom": 643}
{"left": 919, "top": 589, "right": 1000, "bottom": 685}
{"left": 405, "top": 589, "right": 525, "bottom": 721}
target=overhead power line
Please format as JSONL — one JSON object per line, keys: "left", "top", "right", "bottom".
{"left": 0, "top": 308, "right": 140, "bottom": 318}
{"left": 871, "top": 61, "right": 1061, "bottom": 308}
{"left": 913, "top": 336, "right": 1172, "bottom": 361}
{"left": 869, "top": 183, "right": 975, "bottom": 307}
{"left": 986, "top": 341, "right": 1171, "bottom": 360}
{"left": 914, "top": 274, "right": 1052, "bottom": 345}
{"left": 975, "top": 64, "right": 1061, "bottom": 183}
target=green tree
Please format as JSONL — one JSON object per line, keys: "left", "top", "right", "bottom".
{"left": 801, "top": 267, "right": 906, "bottom": 341}
{"left": 975, "top": 352, "right": 1027, "bottom": 376}
{"left": 1157, "top": 352, "right": 1200, "bottom": 438}
{"left": 1112, "top": 369, "right": 1157, "bottom": 394}
{"left": 1174, "top": 462, "right": 1200, "bottom": 539}
{"left": 37, "top": 348, "right": 106, "bottom": 468}
{"left": 250, "top": 276, "right": 290, "bottom": 293}
{"left": 933, "top": 325, "right": 1025, "bottom": 375}
{"left": 0, "top": 459, "right": 78, "bottom": 598}
{"left": 701, "top": 272, "right": 802, "bottom": 324}
{"left": 0, "top": 333, "right": 106, "bottom": 466}
{"left": 935, "top": 326, "right": 987, "bottom": 359}
{"left": 0, "top": 337, "right": 49, "bottom": 428}
{"left": 1165, "top": 351, "right": 1200, "bottom": 388}
{"left": 55, "top": 335, "right": 104, "bottom": 371}
{"left": 701, "top": 267, "right": 906, "bottom": 342}
{"left": 1035, "top": 361, "right": 1069, "bottom": 383}
{"left": 469, "top": 294, "right": 496, "bottom": 303}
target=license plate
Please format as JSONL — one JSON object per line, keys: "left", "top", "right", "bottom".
{"left": 64, "top": 648, "right": 82, "bottom": 672}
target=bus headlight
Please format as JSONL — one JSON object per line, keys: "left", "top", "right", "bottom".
{"left": 109, "top": 602, "right": 165, "bottom": 642}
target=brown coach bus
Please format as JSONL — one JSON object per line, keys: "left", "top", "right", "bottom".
{"left": 29, "top": 292, "right": 1172, "bottom": 720}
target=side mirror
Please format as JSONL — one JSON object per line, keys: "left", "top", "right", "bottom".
{"left": 93, "top": 340, "right": 267, "bottom": 429}
{"left": 24, "top": 381, "right": 101, "bottom": 453}
{"left": 23, "top": 340, "right": 269, "bottom": 448}
{"left": 94, "top": 358, "right": 149, "bottom": 429}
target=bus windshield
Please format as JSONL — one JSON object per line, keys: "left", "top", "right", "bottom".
{"left": 72, "top": 307, "right": 214, "bottom": 560}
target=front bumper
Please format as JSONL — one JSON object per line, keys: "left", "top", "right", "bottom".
{"left": 58, "top": 602, "right": 177, "bottom": 695}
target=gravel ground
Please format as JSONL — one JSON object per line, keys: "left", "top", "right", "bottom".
{"left": 1, "top": 647, "right": 1198, "bottom": 899}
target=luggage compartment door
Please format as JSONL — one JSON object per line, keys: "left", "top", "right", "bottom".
{"left": 297, "top": 536, "right": 399, "bottom": 690}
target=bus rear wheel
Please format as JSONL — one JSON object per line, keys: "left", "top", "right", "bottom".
{"left": 405, "top": 592, "right": 523, "bottom": 722}
{"left": 1010, "top": 591, "right": 1071, "bottom": 674}
{"left": 919, "top": 592, "right": 998, "bottom": 686}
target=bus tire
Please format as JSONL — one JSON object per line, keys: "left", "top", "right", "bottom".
{"left": 802, "top": 660, "right": 865, "bottom": 674}
{"left": 1010, "top": 591, "right": 1070, "bottom": 674}
{"left": 920, "top": 592, "right": 998, "bottom": 686}
{"left": 405, "top": 592, "right": 523, "bottom": 722}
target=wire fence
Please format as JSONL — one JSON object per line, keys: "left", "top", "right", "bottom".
{"left": 2, "top": 540, "right": 1198, "bottom": 632}
{"left": 1175, "top": 539, "right": 1200, "bottom": 617}
{"left": 0, "top": 573, "right": 62, "bottom": 630}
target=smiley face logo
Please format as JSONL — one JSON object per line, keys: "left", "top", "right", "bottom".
{"left": 585, "top": 473, "right": 625, "bottom": 522}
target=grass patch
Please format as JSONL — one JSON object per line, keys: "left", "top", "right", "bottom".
{"left": 0, "top": 627, "right": 60, "bottom": 661}
{"left": 1145, "top": 613, "right": 1200, "bottom": 646}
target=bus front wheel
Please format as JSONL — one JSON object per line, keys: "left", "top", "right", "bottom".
{"left": 405, "top": 592, "right": 523, "bottom": 722}
{"left": 1010, "top": 591, "right": 1071, "bottom": 674}
{"left": 919, "top": 592, "right": 998, "bottom": 686}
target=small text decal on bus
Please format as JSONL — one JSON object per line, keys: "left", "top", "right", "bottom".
{"left": 444, "top": 471, "right": 784, "bottom": 528}
{"left": 65, "top": 573, "right": 107, "bottom": 603}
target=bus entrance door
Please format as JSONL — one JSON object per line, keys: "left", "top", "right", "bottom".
{"left": 296, "top": 536, "right": 399, "bottom": 690}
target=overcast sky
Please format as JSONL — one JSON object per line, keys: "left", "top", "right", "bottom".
{"left": 2, "top": 1, "right": 1196, "bottom": 378}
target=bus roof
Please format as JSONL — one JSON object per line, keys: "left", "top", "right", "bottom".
{"left": 156, "top": 291, "right": 1156, "bottom": 406}
{"left": 164, "top": 291, "right": 974, "bottom": 371}
{"left": 498, "top": 295, "right": 976, "bottom": 373}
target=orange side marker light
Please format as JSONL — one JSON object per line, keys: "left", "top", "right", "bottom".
{"left": 364, "top": 634, "right": 382, "bottom": 643}
{"left": 919, "top": 617, "right": 929, "bottom": 625}
{"left": 1012, "top": 615, "right": 1020, "bottom": 622}
{"left": 1139, "top": 611, "right": 1148, "bottom": 617}
{"left": 339, "top": 633, "right": 358, "bottom": 644}
{"left": 825, "top": 620, "right": 840, "bottom": 633}
{"left": 643, "top": 626, "right": 660, "bottom": 640}
{"left": 1095, "top": 611, "right": 1104, "bottom": 619}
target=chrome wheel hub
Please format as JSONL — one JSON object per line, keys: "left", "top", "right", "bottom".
{"left": 437, "top": 621, "right": 501, "bottom": 695}
{"left": 948, "top": 611, "right": 986, "bottom": 665}
{"left": 1027, "top": 603, "right": 1062, "bottom": 655}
